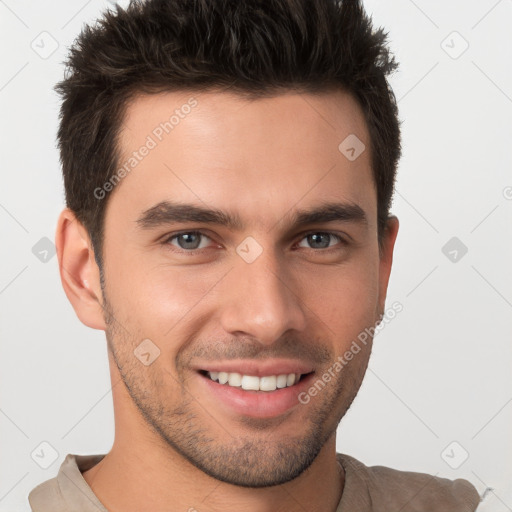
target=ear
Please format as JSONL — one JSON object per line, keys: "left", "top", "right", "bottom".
{"left": 55, "top": 208, "right": 107, "bottom": 330}
{"left": 377, "top": 215, "right": 399, "bottom": 317}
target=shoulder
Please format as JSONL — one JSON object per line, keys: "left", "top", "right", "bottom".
{"left": 28, "top": 476, "right": 65, "bottom": 512}
{"left": 28, "top": 453, "right": 107, "bottom": 512}
{"left": 337, "top": 453, "right": 481, "bottom": 512}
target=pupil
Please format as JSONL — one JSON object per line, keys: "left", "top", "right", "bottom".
{"left": 308, "top": 233, "right": 330, "bottom": 249}
{"left": 179, "top": 233, "right": 200, "bottom": 249}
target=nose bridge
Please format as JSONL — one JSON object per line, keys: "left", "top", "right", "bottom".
{"left": 218, "top": 243, "right": 306, "bottom": 344}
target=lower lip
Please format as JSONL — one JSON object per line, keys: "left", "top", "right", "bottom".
{"left": 197, "top": 372, "right": 315, "bottom": 419}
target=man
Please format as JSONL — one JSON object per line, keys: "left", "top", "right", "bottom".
{"left": 28, "top": 0, "right": 482, "bottom": 510}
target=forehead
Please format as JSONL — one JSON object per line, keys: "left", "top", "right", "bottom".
{"left": 109, "top": 89, "right": 376, "bottom": 232}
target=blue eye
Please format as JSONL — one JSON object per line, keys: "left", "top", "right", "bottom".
{"left": 166, "top": 231, "right": 212, "bottom": 250}
{"left": 297, "top": 232, "right": 344, "bottom": 249}
{"left": 162, "top": 230, "right": 347, "bottom": 254}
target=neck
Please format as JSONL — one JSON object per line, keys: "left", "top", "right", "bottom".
{"left": 83, "top": 435, "right": 343, "bottom": 512}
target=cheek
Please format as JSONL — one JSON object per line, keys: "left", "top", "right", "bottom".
{"left": 104, "top": 238, "right": 380, "bottom": 349}
{"left": 299, "top": 258, "right": 380, "bottom": 342}
{"left": 105, "top": 256, "right": 226, "bottom": 340}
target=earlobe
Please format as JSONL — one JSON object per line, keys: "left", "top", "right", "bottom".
{"left": 55, "top": 208, "right": 107, "bottom": 331}
{"left": 377, "top": 215, "right": 399, "bottom": 316}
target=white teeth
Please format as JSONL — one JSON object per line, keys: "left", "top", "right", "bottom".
{"left": 259, "top": 375, "right": 277, "bottom": 391}
{"left": 276, "top": 374, "right": 288, "bottom": 388}
{"left": 206, "top": 371, "right": 305, "bottom": 391}
{"left": 241, "top": 375, "right": 260, "bottom": 391}
{"left": 228, "top": 372, "right": 242, "bottom": 387}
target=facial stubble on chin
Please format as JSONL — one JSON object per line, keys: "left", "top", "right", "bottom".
{"left": 101, "top": 290, "right": 370, "bottom": 488}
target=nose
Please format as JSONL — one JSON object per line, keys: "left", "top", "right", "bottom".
{"left": 218, "top": 248, "right": 307, "bottom": 345}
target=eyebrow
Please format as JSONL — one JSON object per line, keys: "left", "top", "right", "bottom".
{"left": 136, "top": 200, "right": 368, "bottom": 232}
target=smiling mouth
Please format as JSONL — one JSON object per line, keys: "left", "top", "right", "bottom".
{"left": 198, "top": 370, "right": 314, "bottom": 392}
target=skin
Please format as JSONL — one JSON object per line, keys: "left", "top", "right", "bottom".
{"left": 56, "top": 89, "right": 399, "bottom": 512}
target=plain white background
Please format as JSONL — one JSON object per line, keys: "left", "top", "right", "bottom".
{"left": 1, "top": 0, "right": 511, "bottom": 510}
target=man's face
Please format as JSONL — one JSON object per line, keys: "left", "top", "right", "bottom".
{"left": 99, "top": 89, "right": 395, "bottom": 487}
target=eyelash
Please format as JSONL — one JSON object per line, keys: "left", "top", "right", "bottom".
{"left": 161, "top": 230, "right": 348, "bottom": 254}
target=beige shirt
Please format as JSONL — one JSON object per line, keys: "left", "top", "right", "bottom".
{"left": 28, "top": 452, "right": 481, "bottom": 511}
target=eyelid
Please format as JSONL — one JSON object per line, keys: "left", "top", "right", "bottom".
{"left": 307, "top": 227, "right": 352, "bottom": 240}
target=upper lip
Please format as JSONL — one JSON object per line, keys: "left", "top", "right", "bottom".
{"left": 193, "top": 359, "right": 315, "bottom": 377}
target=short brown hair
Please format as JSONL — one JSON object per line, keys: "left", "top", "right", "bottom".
{"left": 55, "top": 0, "right": 401, "bottom": 268}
